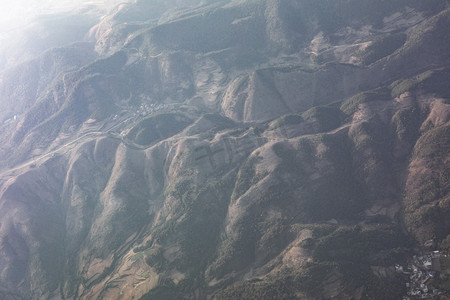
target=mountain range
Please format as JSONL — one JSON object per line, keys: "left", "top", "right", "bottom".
{"left": 0, "top": 0, "right": 449, "bottom": 299}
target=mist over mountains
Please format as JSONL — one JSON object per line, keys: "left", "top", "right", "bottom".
{"left": 0, "top": 0, "right": 449, "bottom": 299}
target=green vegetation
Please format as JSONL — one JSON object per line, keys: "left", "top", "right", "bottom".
{"left": 314, "top": 225, "right": 412, "bottom": 265}
{"left": 390, "top": 68, "right": 450, "bottom": 98}
{"left": 440, "top": 235, "right": 450, "bottom": 251}
{"left": 403, "top": 123, "right": 449, "bottom": 242}
{"left": 201, "top": 113, "right": 236, "bottom": 130}
{"left": 301, "top": 106, "right": 344, "bottom": 132}
{"left": 348, "top": 118, "right": 393, "bottom": 154}
{"left": 206, "top": 212, "right": 259, "bottom": 280}
{"left": 405, "top": 204, "right": 448, "bottom": 243}
{"left": 139, "top": 285, "right": 184, "bottom": 300}
{"left": 232, "top": 155, "right": 261, "bottom": 200}
{"left": 126, "top": 113, "right": 192, "bottom": 146}
{"left": 313, "top": 225, "right": 411, "bottom": 298}
{"left": 340, "top": 87, "right": 390, "bottom": 115}
{"left": 144, "top": 248, "right": 166, "bottom": 272}
{"left": 361, "top": 33, "right": 407, "bottom": 65}
{"left": 412, "top": 123, "right": 450, "bottom": 159}
{"left": 360, "top": 275, "right": 405, "bottom": 300}
{"left": 85, "top": 51, "right": 127, "bottom": 75}
{"left": 174, "top": 183, "right": 231, "bottom": 271}
{"left": 391, "top": 106, "right": 420, "bottom": 144}
{"left": 215, "top": 256, "right": 405, "bottom": 299}
{"left": 310, "top": 0, "right": 448, "bottom": 33}
{"left": 257, "top": 219, "right": 293, "bottom": 263}
{"left": 138, "top": 175, "right": 236, "bottom": 295}
{"left": 268, "top": 114, "right": 303, "bottom": 130}
{"left": 214, "top": 262, "right": 334, "bottom": 300}
{"left": 270, "top": 133, "right": 367, "bottom": 222}
{"left": 302, "top": 174, "right": 365, "bottom": 221}
{"left": 440, "top": 256, "right": 450, "bottom": 271}
{"left": 311, "top": 135, "right": 366, "bottom": 221}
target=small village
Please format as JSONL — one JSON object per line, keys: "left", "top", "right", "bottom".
{"left": 113, "top": 102, "right": 169, "bottom": 122}
{"left": 397, "top": 240, "right": 449, "bottom": 299}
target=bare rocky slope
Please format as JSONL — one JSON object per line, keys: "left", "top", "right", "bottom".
{"left": 0, "top": 0, "right": 449, "bottom": 299}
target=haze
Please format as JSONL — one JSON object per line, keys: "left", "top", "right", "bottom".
{"left": 0, "top": 0, "right": 127, "bottom": 33}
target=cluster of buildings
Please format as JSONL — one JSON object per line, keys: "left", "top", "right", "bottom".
{"left": 134, "top": 103, "right": 168, "bottom": 117}
{"left": 112, "top": 103, "right": 169, "bottom": 122}
{"left": 111, "top": 103, "right": 170, "bottom": 135}
{"left": 397, "top": 249, "right": 444, "bottom": 299}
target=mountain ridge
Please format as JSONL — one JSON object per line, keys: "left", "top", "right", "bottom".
{"left": 0, "top": 1, "right": 449, "bottom": 299}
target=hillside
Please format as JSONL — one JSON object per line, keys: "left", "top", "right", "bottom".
{"left": 0, "top": 1, "right": 449, "bottom": 299}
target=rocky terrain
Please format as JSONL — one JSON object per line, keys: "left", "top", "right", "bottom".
{"left": 0, "top": 0, "right": 449, "bottom": 299}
